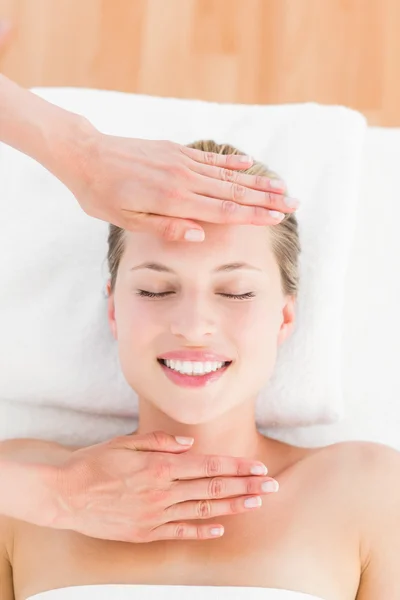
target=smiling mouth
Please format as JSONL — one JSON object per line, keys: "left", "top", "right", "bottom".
{"left": 157, "top": 358, "right": 232, "bottom": 376}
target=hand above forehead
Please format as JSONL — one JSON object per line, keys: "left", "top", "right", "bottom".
{"left": 67, "top": 135, "right": 300, "bottom": 242}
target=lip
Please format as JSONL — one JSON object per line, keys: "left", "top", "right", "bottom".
{"left": 158, "top": 350, "right": 232, "bottom": 363}
{"left": 158, "top": 361, "right": 231, "bottom": 388}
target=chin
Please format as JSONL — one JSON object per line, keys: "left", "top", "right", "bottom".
{"left": 166, "top": 414, "right": 212, "bottom": 426}
{"left": 157, "top": 403, "right": 218, "bottom": 425}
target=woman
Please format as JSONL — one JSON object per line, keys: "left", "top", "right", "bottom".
{"left": 0, "top": 72, "right": 298, "bottom": 540}
{"left": 1, "top": 140, "right": 400, "bottom": 600}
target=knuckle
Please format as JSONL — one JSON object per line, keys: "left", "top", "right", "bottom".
{"left": 150, "top": 430, "right": 171, "bottom": 446}
{"left": 197, "top": 525, "right": 208, "bottom": 540}
{"left": 230, "top": 497, "right": 242, "bottom": 514}
{"left": 231, "top": 183, "right": 246, "bottom": 201}
{"left": 265, "top": 191, "right": 277, "bottom": 206}
{"left": 204, "top": 152, "right": 218, "bottom": 166}
{"left": 147, "top": 487, "right": 170, "bottom": 504}
{"left": 220, "top": 168, "right": 237, "bottom": 183}
{"left": 165, "top": 186, "right": 183, "bottom": 202}
{"left": 246, "top": 478, "right": 257, "bottom": 495}
{"left": 168, "top": 164, "right": 188, "bottom": 179}
{"left": 252, "top": 205, "right": 269, "bottom": 223}
{"left": 157, "top": 218, "right": 181, "bottom": 241}
{"left": 148, "top": 455, "right": 172, "bottom": 481}
{"left": 204, "top": 456, "right": 223, "bottom": 477}
{"left": 220, "top": 200, "right": 237, "bottom": 220}
{"left": 197, "top": 499, "right": 212, "bottom": 518}
{"left": 174, "top": 524, "right": 187, "bottom": 539}
{"left": 255, "top": 175, "right": 266, "bottom": 189}
{"left": 208, "top": 476, "right": 226, "bottom": 499}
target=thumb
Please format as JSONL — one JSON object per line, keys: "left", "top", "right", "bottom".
{"left": 120, "top": 430, "right": 195, "bottom": 453}
{"left": 123, "top": 213, "right": 205, "bottom": 242}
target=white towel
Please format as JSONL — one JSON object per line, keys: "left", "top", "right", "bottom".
{"left": 0, "top": 88, "right": 367, "bottom": 445}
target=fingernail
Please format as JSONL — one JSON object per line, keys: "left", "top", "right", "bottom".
{"left": 184, "top": 229, "right": 205, "bottom": 242}
{"left": 284, "top": 197, "right": 301, "bottom": 209}
{"left": 269, "top": 210, "right": 284, "bottom": 221}
{"left": 244, "top": 496, "right": 262, "bottom": 508}
{"left": 250, "top": 464, "right": 268, "bottom": 475}
{"left": 238, "top": 155, "right": 253, "bottom": 163}
{"left": 269, "top": 179, "right": 285, "bottom": 189}
{"left": 210, "top": 527, "right": 224, "bottom": 536}
{"left": 261, "top": 480, "right": 279, "bottom": 492}
{"left": 175, "top": 436, "right": 194, "bottom": 445}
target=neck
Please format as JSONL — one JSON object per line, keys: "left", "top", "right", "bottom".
{"left": 135, "top": 395, "right": 265, "bottom": 460}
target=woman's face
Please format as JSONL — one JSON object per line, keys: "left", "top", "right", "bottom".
{"left": 107, "top": 223, "right": 296, "bottom": 425}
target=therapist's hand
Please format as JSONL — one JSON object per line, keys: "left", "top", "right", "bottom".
{"left": 52, "top": 430, "right": 279, "bottom": 543}
{"left": 69, "top": 133, "right": 299, "bottom": 242}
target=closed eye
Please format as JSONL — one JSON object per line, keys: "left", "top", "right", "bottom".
{"left": 136, "top": 290, "right": 173, "bottom": 298}
{"left": 221, "top": 292, "right": 255, "bottom": 300}
{"left": 136, "top": 290, "right": 255, "bottom": 300}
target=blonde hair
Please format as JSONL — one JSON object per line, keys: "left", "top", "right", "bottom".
{"left": 107, "top": 140, "right": 301, "bottom": 297}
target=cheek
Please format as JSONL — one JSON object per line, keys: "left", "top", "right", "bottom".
{"left": 226, "top": 302, "right": 276, "bottom": 349}
{"left": 229, "top": 302, "right": 281, "bottom": 387}
{"left": 115, "top": 299, "right": 160, "bottom": 352}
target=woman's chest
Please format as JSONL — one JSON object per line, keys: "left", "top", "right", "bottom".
{"left": 13, "top": 478, "right": 360, "bottom": 600}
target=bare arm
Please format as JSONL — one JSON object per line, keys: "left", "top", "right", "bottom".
{"left": 0, "top": 438, "right": 74, "bottom": 525}
{"left": 0, "top": 438, "right": 76, "bottom": 600}
{"left": 0, "top": 514, "right": 14, "bottom": 600}
{"left": 356, "top": 443, "right": 400, "bottom": 599}
{"left": 0, "top": 73, "right": 97, "bottom": 188}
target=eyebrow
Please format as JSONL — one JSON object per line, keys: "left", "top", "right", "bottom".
{"left": 129, "top": 261, "right": 263, "bottom": 274}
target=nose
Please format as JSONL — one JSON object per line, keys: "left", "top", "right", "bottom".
{"left": 169, "top": 294, "right": 217, "bottom": 342}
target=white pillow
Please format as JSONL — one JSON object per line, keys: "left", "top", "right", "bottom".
{"left": 263, "top": 126, "right": 400, "bottom": 452}
{"left": 0, "top": 88, "right": 367, "bottom": 445}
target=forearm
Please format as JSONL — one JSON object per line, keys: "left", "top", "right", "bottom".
{"left": 0, "top": 73, "right": 97, "bottom": 188}
{"left": 0, "top": 441, "right": 61, "bottom": 526}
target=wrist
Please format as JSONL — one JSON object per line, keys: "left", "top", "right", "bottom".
{"left": 0, "top": 74, "right": 99, "bottom": 193}
{"left": 45, "top": 112, "right": 100, "bottom": 197}
{"left": 0, "top": 457, "right": 60, "bottom": 527}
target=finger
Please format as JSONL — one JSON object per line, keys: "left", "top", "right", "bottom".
{"left": 168, "top": 453, "right": 268, "bottom": 481}
{"left": 190, "top": 161, "right": 287, "bottom": 195}
{"left": 168, "top": 475, "right": 279, "bottom": 504}
{"left": 119, "top": 211, "right": 206, "bottom": 242}
{"left": 192, "top": 174, "right": 299, "bottom": 210}
{"left": 164, "top": 493, "right": 265, "bottom": 524}
{"left": 155, "top": 194, "right": 285, "bottom": 226}
{"left": 180, "top": 145, "right": 254, "bottom": 170}
{"left": 145, "top": 522, "right": 225, "bottom": 541}
{"left": 118, "top": 430, "right": 195, "bottom": 453}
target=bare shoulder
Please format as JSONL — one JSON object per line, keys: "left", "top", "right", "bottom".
{"left": 315, "top": 441, "right": 400, "bottom": 599}
{"left": 302, "top": 439, "right": 400, "bottom": 485}
{"left": 305, "top": 440, "right": 400, "bottom": 534}
{"left": 276, "top": 438, "right": 400, "bottom": 502}
{"left": 311, "top": 438, "right": 400, "bottom": 472}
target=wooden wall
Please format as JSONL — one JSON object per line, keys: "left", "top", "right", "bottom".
{"left": 0, "top": 0, "right": 399, "bottom": 126}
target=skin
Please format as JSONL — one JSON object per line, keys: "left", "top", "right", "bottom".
{"left": 1, "top": 223, "right": 400, "bottom": 600}
{"left": 107, "top": 222, "right": 296, "bottom": 461}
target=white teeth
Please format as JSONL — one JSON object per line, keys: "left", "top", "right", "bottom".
{"left": 163, "top": 359, "right": 227, "bottom": 376}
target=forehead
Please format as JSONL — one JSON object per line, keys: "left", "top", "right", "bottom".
{"left": 119, "top": 223, "right": 277, "bottom": 272}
